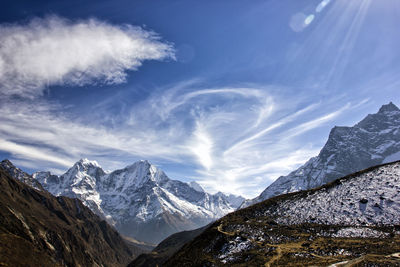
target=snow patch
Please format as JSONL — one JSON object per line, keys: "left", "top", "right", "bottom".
{"left": 219, "top": 236, "right": 252, "bottom": 264}
{"left": 332, "top": 227, "right": 388, "bottom": 238}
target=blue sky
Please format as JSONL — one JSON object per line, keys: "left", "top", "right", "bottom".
{"left": 0, "top": 0, "right": 399, "bottom": 197}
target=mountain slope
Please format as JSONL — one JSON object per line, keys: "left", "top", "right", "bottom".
{"left": 34, "top": 159, "right": 243, "bottom": 243}
{"left": 1, "top": 159, "right": 44, "bottom": 191}
{"left": 0, "top": 164, "right": 134, "bottom": 267}
{"left": 128, "top": 225, "right": 208, "bottom": 267}
{"left": 242, "top": 102, "right": 400, "bottom": 208}
{"left": 165, "top": 161, "right": 400, "bottom": 266}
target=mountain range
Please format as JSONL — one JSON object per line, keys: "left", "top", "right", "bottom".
{"left": 32, "top": 159, "right": 244, "bottom": 243}
{"left": 241, "top": 102, "right": 400, "bottom": 208}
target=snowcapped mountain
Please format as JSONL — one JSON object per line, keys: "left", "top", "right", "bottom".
{"left": 214, "top": 192, "right": 245, "bottom": 209}
{"left": 241, "top": 102, "right": 400, "bottom": 208}
{"left": 1, "top": 159, "right": 44, "bottom": 191}
{"left": 33, "top": 159, "right": 243, "bottom": 243}
{"left": 33, "top": 158, "right": 106, "bottom": 216}
{"left": 165, "top": 161, "right": 400, "bottom": 266}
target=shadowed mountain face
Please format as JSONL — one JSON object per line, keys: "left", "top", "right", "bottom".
{"left": 242, "top": 102, "right": 400, "bottom": 208}
{"left": 165, "top": 161, "right": 400, "bottom": 266}
{"left": 128, "top": 225, "right": 207, "bottom": 267}
{"left": 0, "top": 164, "right": 134, "bottom": 267}
{"left": 33, "top": 159, "right": 243, "bottom": 244}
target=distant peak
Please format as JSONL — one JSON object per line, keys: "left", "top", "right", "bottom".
{"left": 215, "top": 191, "right": 224, "bottom": 197}
{"left": 75, "top": 158, "right": 101, "bottom": 168}
{"left": 378, "top": 102, "right": 399, "bottom": 113}
{"left": 135, "top": 159, "right": 150, "bottom": 165}
{"left": 126, "top": 160, "right": 151, "bottom": 169}
{"left": 188, "top": 181, "right": 205, "bottom": 192}
{"left": 1, "top": 159, "right": 13, "bottom": 166}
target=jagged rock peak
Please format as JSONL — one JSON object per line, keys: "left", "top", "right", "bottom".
{"left": 378, "top": 101, "right": 399, "bottom": 113}
{"left": 0, "top": 159, "right": 44, "bottom": 191}
{"left": 0, "top": 160, "right": 17, "bottom": 172}
{"left": 1, "top": 159, "right": 12, "bottom": 166}
{"left": 0, "top": 159, "right": 22, "bottom": 171}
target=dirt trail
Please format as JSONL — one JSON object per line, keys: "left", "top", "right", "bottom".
{"left": 264, "top": 241, "right": 343, "bottom": 267}
{"left": 264, "top": 245, "right": 282, "bottom": 267}
{"left": 329, "top": 252, "right": 400, "bottom": 267}
{"left": 329, "top": 256, "right": 365, "bottom": 267}
{"left": 216, "top": 224, "right": 235, "bottom": 236}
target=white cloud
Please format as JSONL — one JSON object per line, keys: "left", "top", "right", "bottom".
{"left": 189, "top": 122, "right": 213, "bottom": 170}
{"left": 224, "top": 103, "right": 319, "bottom": 155}
{"left": 0, "top": 16, "right": 174, "bottom": 97}
{"left": 283, "top": 103, "right": 350, "bottom": 139}
{"left": 0, "top": 139, "right": 73, "bottom": 167}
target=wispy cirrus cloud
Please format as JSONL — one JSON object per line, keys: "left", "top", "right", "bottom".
{"left": 0, "top": 16, "right": 174, "bottom": 97}
{"left": 0, "top": 80, "right": 367, "bottom": 197}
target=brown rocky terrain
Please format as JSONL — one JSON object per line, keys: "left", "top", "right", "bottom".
{"left": 0, "top": 164, "right": 134, "bottom": 266}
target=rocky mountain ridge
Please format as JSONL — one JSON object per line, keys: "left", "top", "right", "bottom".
{"left": 1, "top": 159, "right": 44, "bottom": 191}
{"left": 241, "top": 102, "right": 400, "bottom": 208}
{"left": 0, "top": 163, "right": 134, "bottom": 266}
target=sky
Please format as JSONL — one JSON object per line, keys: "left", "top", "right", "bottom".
{"left": 0, "top": 0, "right": 399, "bottom": 198}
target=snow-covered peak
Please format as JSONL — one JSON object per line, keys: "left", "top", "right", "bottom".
{"left": 105, "top": 160, "right": 169, "bottom": 190}
{"left": 214, "top": 192, "right": 245, "bottom": 209}
{"left": 188, "top": 181, "right": 205, "bottom": 192}
{"left": 62, "top": 158, "right": 105, "bottom": 186}
{"left": 77, "top": 158, "right": 101, "bottom": 168}
{"left": 125, "top": 159, "right": 150, "bottom": 169}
